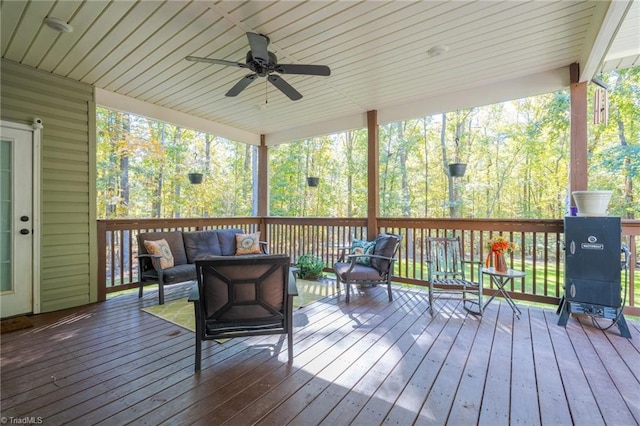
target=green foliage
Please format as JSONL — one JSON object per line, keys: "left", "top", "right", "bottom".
{"left": 296, "top": 253, "right": 325, "bottom": 279}
{"left": 96, "top": 107, "right": 254, "bottom": 219}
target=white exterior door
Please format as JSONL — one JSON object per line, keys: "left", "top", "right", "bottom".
{"left": 1, "top": 124, "right": 34, "bottom": 318}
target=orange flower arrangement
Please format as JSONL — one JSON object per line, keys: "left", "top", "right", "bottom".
{"left": 486, "top": 235, "right": 517, "bottom": 254}
{"left": 485, "top": 235, "right": 517, "bottom": 268}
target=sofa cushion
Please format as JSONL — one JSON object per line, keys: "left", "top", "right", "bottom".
{"left": 216, "top": 228, "right": 244, "bottom": 256}
{"left": 372, "top": 234, "right": 400, "bottom": 273}
{"left": 138, "top": 231, "right": 188, "bottom": 265}
{"left": 236, "top": 232, "right": 262, "bottom": 255}
{"left": 143, "top": 239, "right": 174, "bottom": 269}
{"left": 161, "top": 263, "right": 196, "bottom": 284}
{"left": 183, "top": 230, "right": 222, "bottom": 263}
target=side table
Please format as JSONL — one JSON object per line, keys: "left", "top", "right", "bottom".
{"left": 482, "top": 267, "right": 524, "bottom": 318}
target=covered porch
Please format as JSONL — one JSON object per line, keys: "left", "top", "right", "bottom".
{"left": 2, "top": 280, "right": 639, "bottom": 425}
{"left": 2, "top": 1, "right": 639, "bottom": 318}
{"left": 2, "top": 3, "right": 640, "bottom": 424}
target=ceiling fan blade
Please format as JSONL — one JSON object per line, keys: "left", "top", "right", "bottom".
{"left": 268, "top": 75, "right": 302, "bottom": 101}
{"left": 246, "top": 32, "right": 270, "bottom": 65}
{"left": 274, "top": 64, "right": 331, "bottom": 76}
{"left": 186, "top": 56, "right": 248, "bottom": 68}
{"left": 226, "top": 74, "right": 258, "bottom": 97}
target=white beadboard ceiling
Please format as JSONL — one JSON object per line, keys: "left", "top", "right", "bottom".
{"left": 2, "top": 0, "right": 638, "bottom": 145}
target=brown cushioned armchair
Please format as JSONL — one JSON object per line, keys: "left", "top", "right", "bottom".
{"left": 333, "top": 233, "right": 401, "bottom": 303}
{"left": 189, "top": 254, "right": 297, "bottom": 372}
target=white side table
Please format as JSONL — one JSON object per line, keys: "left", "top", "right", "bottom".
{"left": 482, "top": 267, "right": 525, "bottom": 318}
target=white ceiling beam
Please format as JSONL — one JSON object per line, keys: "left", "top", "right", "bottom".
{"left": 95, "top": 88, "right": 261, "bottom": 145}
{"left": 580, "top": 0, "right": 633, "bottom": 82}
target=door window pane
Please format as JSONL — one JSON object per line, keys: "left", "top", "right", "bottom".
{"left": 0, "top": 140, "right": 11, "bottom": 292}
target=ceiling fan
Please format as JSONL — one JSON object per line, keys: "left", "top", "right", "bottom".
{"left": 186, "top": 32, "right": 331, "bottom": 101}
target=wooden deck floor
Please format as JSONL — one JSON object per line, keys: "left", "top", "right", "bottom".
{"left": 2, "top": 282, "right": 639, "bottom": 426}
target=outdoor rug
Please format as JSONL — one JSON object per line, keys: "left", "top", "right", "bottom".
{"left": 141, "top": 278, "right": 336, "bottom": 333}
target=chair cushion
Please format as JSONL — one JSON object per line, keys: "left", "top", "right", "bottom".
{"left": 350, "top": 239, "right": 376, "bottom": 265}
{"left": 138, "top": 231, "right": 188, "bottom": 265}
{"left": 216, "top": 228, "right": 244, "bottom": 256}
{"left": 143, "top": 239, "right": 174, "bottom": 269}
{"left": 334, "top": 262, "right": 383, "bottom": 281}
{"left": 372, "top": 234, "right": 400, "bottom": 273}
{"left": 183, "top": 230, "right": 222, "bottom": 263}
{"left": 161, "top": 263, "right": 197, "bottom": 284}
{"left": 235, "top": 232, "right": 262, "bottom": 255}
{"left": 201, "top": 257, "right": 286, "bottom": 321}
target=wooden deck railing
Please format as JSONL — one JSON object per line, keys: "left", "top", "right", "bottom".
{"left": 97, "top": 217, "right": 640, "bottom": 315}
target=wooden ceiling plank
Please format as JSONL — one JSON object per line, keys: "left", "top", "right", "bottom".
{"left": 21, "top": 1, "right": 83, "bottom": 68}
{"left": 50, "top": 1, "right": 137, "bottom": 76}
{"left": 36, "top": 1, "right": 110, "bottom": 73}
{"left": 318, "top": 6, "right": 594, "bottom": 87}
{"left": 305, "top": 1, "right": 585, "bottom": 69}
{"left": 2, "top": 0, "right": 53, "bottom": 62}
{"left": 66, "top": 1, "right": 166, "bottom": 81}
{"left": 118, "top": 17, "right": 238, "bottom": 98}
{"left": 82, "top": 1, "right": 204, "bottom": 85}
{"left": 0, "top": 0, "right": 28, "bottom": 54}
{"left": 95, "top": 2, "right": 212, "bottom": 88}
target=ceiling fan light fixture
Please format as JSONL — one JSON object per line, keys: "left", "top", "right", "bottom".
{"left": 45, "top": 17, "right": 73, "bottom": 33}
{"left": 427, "top": 45, "right": 449, "bottom": 57}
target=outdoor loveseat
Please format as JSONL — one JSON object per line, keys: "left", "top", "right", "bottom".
{"left": 137, "top": 228, "right": 267, "bottom": 304}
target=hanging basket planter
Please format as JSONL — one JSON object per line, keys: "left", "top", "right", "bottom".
{"left": 307, "top": 176, "right": 320, "bottom": 187}
{"left": 188, "top": 173, "right": 203, "bottom": 184}
{"left": 448, "top": 163, "right": 467, "bottom": 177}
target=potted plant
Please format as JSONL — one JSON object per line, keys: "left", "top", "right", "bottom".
{"left": 307, "top": 176, "right": 320, "bottom": 187}
{"left": 188, "top": 152, "right": 204, "bottom": 184}
{"left": 296, "top": 253, "right": 325, "bottom": 279}
{"left": 448, "top": 136, "right": 467, "bottom": 177}
{"left": 448, "top": 163, "right": 467, "bottom": 177}
{"left": 188, "top": 172, "right": 203, "bottom": 184}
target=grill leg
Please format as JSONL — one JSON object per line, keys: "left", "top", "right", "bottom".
{"left": 557, "top": 299, "right": 570, "bottom": 327}
{"left": 616, "top": 314, "right": 632, "bottom": 339}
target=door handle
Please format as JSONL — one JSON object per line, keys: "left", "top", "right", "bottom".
{"left": 20, "top": 229, "right": 30, "bottom": 235}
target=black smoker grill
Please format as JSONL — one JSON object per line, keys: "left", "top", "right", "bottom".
{"left": 557, "top": 216, "right": 631, "bottom": 338}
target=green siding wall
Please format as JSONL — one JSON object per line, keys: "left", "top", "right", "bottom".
{"left": 1, "top": 59, "right": 97, "bottom": 313}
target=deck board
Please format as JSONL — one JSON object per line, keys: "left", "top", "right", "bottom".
{"left": 445, "top": 299, "right": 498, "bottom": 425}
{"left": 1, "top": 283, "right": 639, "bottom": 426}
{"left": 543, "top": 309, "right": 606, "bottom": 426}
{"left": 417, "top": 307, "right": 480, "bottom": 423}
{"left": 564, "top": 316, "right": 637, "bottom": 425}
{"left": 529, "top": 308, "right": 573, "bottom": 425}
{"left": 478, "top": 304, "right": 514, "bottom": 426}
{"left": 272, "top": 290, "right": 430, "bottom": 425}
{"left": 510, "top": 308, "right": 540, "bottom": 425}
